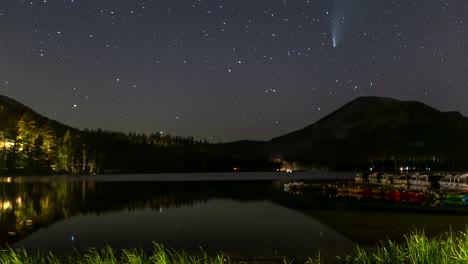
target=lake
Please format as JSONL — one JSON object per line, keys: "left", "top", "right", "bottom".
{"left": 2, "top": 172, "right": 468, "bottom": 262}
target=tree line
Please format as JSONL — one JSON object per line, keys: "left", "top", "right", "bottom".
{"left": 0, "top": 113, "right": 277, "bottom": 175}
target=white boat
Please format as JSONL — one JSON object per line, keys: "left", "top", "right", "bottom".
{"left": 438, "top": 173, "right": 468, "bottom": 189}
{"left": 355, "top": 172, "right": 365, "bottom": 183}
{"left": 408, "top": 173, "right": 431, "bottom": 187}
{"left": 367, "top": 173, "right": 380, "bottom": 184}
{"left": 380, "top": 173, "right": 408, "bottom": 187}
{"left": 364, "top": 172, "right": 407, "bottom": 188}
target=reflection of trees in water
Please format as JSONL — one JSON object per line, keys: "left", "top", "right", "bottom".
{"left": 0, "top": 180, "right": 276, "bottom": 246}
{"left": 271, "top": 188, "right": 468, "bottom": 246}
{"left": 5, "top": 179, "right": 468, "bottom": 250}
{"left": 0, "top": 180, "right": 94, "bottom": 246}
{"left": 78, "top": 181, "right": 275, "bottom": 214}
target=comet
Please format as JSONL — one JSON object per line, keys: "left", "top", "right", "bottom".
{"left": 331, "top": 0, "right": 351, "bottom": 48}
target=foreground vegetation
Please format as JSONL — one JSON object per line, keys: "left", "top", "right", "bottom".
{"left": 3, "top": 230, "right": 468, "bottom": 264}
{"left": 0, "top": 244, "right": 230, "bottom": 264}
{"left": 309, "top": 229, "right": 468, "bottom": 264}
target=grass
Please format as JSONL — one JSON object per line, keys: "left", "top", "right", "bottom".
{"left": 0, "top": 243, "right": 230, "bottom": 264}
{"left": 3, "top": 230, "right": 468, "bottom": 264}
{"left": 334, "top": 229, "right": 468, "bottom": 264}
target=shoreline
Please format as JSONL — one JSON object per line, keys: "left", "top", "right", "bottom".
{"left": 3, "top": 230, "right": 468, "bottom": 263}
{"left": 7, "top": 171, "right": 356, "bottom": 182}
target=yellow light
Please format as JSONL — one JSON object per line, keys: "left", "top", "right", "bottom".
{"left": 1, "top": 201, "right": 11, "bottom": 210}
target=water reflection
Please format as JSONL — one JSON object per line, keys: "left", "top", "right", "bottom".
{"left": 1, "top": 177, "right": 356, "bottom": 260}
{"left": 15, "top": 200, "right": 356, "bottom": 261}
{"left": 280, "top": 182, "right": 468, "bottom": 246}
{"left": 2, "top": 174, "right": 468, "bottom": 261}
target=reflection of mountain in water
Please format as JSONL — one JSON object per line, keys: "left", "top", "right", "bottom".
{"left": 3, "top": 178, "right": 468, "bottom": 250}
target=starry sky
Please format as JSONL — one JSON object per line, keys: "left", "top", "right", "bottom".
{"left": 1, "top": 0, "right": 467, "bottom": 142}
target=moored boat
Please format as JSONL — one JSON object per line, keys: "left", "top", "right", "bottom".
{"left": 283, "top": 181, "right": 308, "bottom": 193}
{"left": 380, "top": 173, "right": 408, "bottom": 188}
{"left": 439, "top": 173, "right": 468, "bottom": 190}
{"left": 409, "top": 173, "right": 431, "bottom": 187}
{"left": 355, "top": 172, "right": 365, "bottom": 183}
{"left": 368, "top": 173, "right": 380, "bottom": 184}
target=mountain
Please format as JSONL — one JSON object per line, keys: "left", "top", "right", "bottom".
{"left": 2, "top": 94, "right": 468, "bottom": 173}
{"left": 0, "top": 95, "right": 72, "bottom": 137}
{"left": 267, "top": 96, "right": 468, "bottom": 170}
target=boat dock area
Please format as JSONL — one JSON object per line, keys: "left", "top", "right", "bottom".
{"left": 354, "top": 171, "right": 468, "bottom": 191}
{"left": 283, "top": 171, "right": 468, "bottom": 207}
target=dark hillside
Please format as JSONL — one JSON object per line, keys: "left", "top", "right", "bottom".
{"left": 0, "top": 95, "right": 73, "bottom": 137}
{"left": 267, "top": 96, "right": 468, "bottom": 170}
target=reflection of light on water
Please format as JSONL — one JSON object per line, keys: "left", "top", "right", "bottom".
{"left": 1, "top": 200, "right": 11, "bottom": 210}
{"left": 0, "top": 177, "right": 13, "bottom": 183}
{"left": 1, "top": 197, "right": 22, "bottom": 211}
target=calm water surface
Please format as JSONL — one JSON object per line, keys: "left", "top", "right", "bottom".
{"left": 2, "top": 172, "right": 468, "bottom": 261}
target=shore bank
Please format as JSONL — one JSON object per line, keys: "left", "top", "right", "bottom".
{"left": 3, "top": 230, "right": 468, "bottom": 264}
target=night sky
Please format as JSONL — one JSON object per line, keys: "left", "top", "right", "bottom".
{"left": 1, "top": 0, "right": 467, "bottom": 142}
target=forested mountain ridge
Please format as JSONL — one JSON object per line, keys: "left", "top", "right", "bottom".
{"left": 267, "top": 96, "right": 468, "bottom": 170}
{"left": 0, "top": 95, "right": 72, "bottom": 136}
{"left": 0, "top": 95, "right": 81, "bottom": 174}
{"left": 2, "top": 94, "right": 468, "bottom": 175}
{"left": 0, "top": 95, "right": 275, "bottom": 175}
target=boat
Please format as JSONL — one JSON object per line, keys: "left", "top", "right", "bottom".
{"left": 408, "top": 173, "right": 444, "bottom": 190}
{"left": 445, "top": 194, "right": 466, "bottom": 200}
{"left": 361, "top": 172, "right": 405, "bottom": 187}
{"left": 355, "top": 172, "right": 365, "bottom": 183}
{"left": 410, "top": 193, "right": 428, "bottom": 203}
{"left": 367, "top": 173, "right": 380, "bottom": 184}
{"left": 283, "top": 181, "right": 307, "bottom": 193}
{"left": 443, "top": 192, "right": 468, "bottom": 205}
{"left": 380, "top": 173, "right": 408, "bottom": 188}
{"left": 439, "top": 173, "right": 468, "bottom": 190}
{"left": 409, "top": 173, "right": 431, "bottom": 187}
